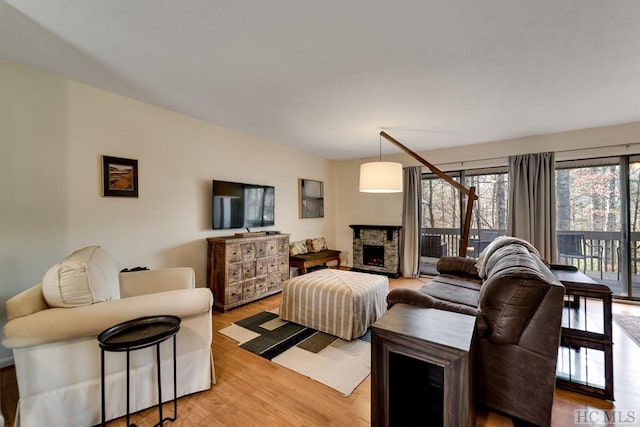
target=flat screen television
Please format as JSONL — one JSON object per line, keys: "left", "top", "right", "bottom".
{"left": 212, "top": 180, "right": 275, "bottom": 230}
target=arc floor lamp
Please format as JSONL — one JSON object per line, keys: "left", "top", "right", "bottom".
{"left": 359, "top": 130, "right": 478, "bottom": 257}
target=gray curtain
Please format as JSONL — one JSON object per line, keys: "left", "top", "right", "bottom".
{"left": 401, "top": 166, "right": 422, "bottom": 278}
{"left": 507, "top": 152, "right": 557, "bottom": 262}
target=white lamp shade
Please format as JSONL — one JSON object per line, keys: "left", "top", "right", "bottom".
{"left": 359, "top": 161, "right": 403, "bottom": 193}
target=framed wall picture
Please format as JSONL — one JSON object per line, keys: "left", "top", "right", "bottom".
{"left": 299, "top": 178, "right": 324, "bottom": 218}
{"left": 102, "top": 155, "right": 139, "bottom": 197}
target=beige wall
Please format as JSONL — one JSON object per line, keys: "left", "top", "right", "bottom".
{"left": 335, "top": 123, "right": 640, "bottom": 266}
{"left": 0, "top": 59, "right": 336, "bottom": 364}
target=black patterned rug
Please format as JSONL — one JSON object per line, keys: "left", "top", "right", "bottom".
{"left": 614, "top": 313, "right": 640, "bottom": 347}
{"left": 234, "top": 311, "right": 319, "bottom": 359}
{"left": 219, "top": 311, "right": 372, "bottom": 396}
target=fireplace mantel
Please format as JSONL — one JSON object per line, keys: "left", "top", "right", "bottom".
{"left": 349, "top": 225, "right": 402, "bottom": 230}
{"left": 350, "top": 224, "right": 402, "bottom": 241}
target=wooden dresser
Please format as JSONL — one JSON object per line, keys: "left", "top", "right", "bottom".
{"left": 207, "top": 234, "right": 290, "bottom": 312}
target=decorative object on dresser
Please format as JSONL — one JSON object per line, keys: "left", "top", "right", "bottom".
{"left": 350, "top": 224, "right": 401, "bottom": 278}
{"left": 207, "top": 234, "right": 290, "bottom": 312}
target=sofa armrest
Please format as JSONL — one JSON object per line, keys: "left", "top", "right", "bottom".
{"left": 387, "top": 288, "right": 439, "bottom": 309}
{"left": 6, "top": 283, "right": 50, "bottom": 321}
{"left": 119, "top": 267, "right": 195, "bottom": 297}
{"left": 387, "top": 288, "right": 480, "bottom": 317}
{"left": 387, "top": 288, "right": 486, "bottom": 336}
{"left": 3, "top": 287, "right": 212, "bottom": 348}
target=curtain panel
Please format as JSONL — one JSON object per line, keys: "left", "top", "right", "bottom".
{"left": 507, "top": 152, "right": 557, "bottom": 262}
{"left": 401, "top": 166, "right": 422, "bottom": 278}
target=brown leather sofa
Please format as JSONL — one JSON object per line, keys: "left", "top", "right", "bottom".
{"left": 387, "top": 240, "right": 565, "bottom": 427}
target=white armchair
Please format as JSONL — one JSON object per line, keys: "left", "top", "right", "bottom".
{"left": 3, "top": 247, "right": 215, "bottom": 427}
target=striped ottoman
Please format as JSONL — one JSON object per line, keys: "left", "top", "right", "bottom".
{"left": 279, "top": 269, "right": 388, "bottom": 340}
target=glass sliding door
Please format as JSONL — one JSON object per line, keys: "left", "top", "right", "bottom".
{"left": 555, "top": 158, "right": 625, "bottom": 296}
{"left": 463, "top": 168, "right": 509, "bottom": 257}
{"left": 419, "top": 172, "right": 461, "bottom": 275}
{"left": 419, "top": 167, "right": 508, "bottom": 270}
{"left": 624, "top": 156, "right": 640, "bottom": 299}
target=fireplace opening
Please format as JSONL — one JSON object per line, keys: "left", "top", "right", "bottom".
{"left": 363, "top": 244, "right": 385, "bottom": 267}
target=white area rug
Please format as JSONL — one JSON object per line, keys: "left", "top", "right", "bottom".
{"left": 271, "top": 338, "right": 370, "bottom": 396}
{"left": 219, "top": 324, "right": 260, "bottom": 344}
{"left": 219, "top": 318, "right": 370, "bottom": 396}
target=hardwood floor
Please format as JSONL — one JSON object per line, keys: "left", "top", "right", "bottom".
{"left": 1, "top": 276, "right": 639, "bottom": 426}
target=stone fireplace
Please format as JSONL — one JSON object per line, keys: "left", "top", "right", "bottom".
{"left": 350, "top": 224, "right": 401, "bottom": 277}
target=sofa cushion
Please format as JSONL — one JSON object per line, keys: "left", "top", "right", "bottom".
{"left": 42, "top": 246, "right": 121, "bottom": 308}
{"left": 305, "top": 237, "right": 327, "bottom": 253}
{"left": 420, "top": 274, "right": 482, "bottom": 308}
{"left": 437, "top": 256, "right": 480, "bottom": 279}
{"left": 289, "top": 240, "right": 308, "bottom": 256}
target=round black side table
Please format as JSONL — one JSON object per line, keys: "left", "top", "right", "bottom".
{"left": 98, "top": 315, "right": 181, "bottom": 427}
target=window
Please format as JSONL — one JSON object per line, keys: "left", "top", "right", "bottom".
{"left": 419, "top": 155, "right": 639, "bottom": 300}
{"left": 420, "top": 167, "right": 508, "bottom": 259}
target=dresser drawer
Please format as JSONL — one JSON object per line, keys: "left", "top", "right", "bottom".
{"left": 255, "top": 277, "right": 268, "bottom": 296}
{"left": 226, "top": 244, "right": 242, "bottom": 263}
{"left": 254, "top": 241, "right": 267, "bottom": 258}
{"left": 242, "top": 279, "right": 256, "bottom": 299}
{"left": 243, "top": 261, "right": 256, "bottom": 278}
{"left": 267, "top": 274, "right": 281, "bottom": 292}
{"left": 255, "top": 258, "right": 268, "bottom": 276}
{"left": 266, "top": 240, "right": 278, "bottom": 256}
{"left": 242, "top": 243, "right": 255, "bottom": 261}
{"left": 228, "top": 263, "right": 242, "bottom": 284}
{"left": 266, "top": 256, "right": 277, "bottom": 273}
{"left": 226, "top": 283, "right": 242, "bottom": 304}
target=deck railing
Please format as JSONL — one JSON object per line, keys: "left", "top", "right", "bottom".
{"left": 420, "top": 228, "right": 640, "bottom": 274}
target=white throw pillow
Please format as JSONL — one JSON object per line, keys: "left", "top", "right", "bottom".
{"left": 42, "top": 246, "right": 121, "bottom": 308}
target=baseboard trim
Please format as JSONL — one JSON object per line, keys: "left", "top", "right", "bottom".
{"left": 0, "top": 355, "right": 14, "bottom": 369}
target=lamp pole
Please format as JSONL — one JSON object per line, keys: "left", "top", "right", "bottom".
{"left": 379, "top": 131, "right": 478, "bottom": 257}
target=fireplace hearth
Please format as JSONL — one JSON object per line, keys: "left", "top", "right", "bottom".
{"left": 350, "top": 225, "right": 401, "bottom": 277}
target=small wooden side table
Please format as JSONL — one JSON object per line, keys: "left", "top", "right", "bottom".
{"left": 98, "top": 315, "right": 181, "bottom": 426}
{"left": 371, "top": 304, "right": 476, "bottom": 427}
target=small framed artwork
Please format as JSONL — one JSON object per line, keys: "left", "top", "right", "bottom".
{"left": 299, "top": 178, "right": 324, "bottom": 218}
{"left": 102, "top": 155, "right": 139, "bottom": 198}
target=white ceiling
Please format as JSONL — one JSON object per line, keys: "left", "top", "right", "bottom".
{"left": 2, "top": 1, "right": 640, "bottom": 161}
